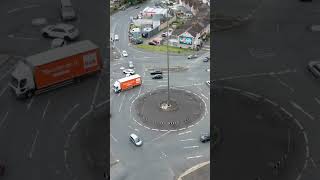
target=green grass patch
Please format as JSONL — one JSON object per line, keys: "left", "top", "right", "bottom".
{"left": 136, "top": 44, "right": 193, "bottom": 54}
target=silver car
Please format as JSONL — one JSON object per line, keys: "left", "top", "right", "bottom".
{"left": 61, "top": 0, "right": 76, "bottom": 21}
{"left": 41, "top": 24, "right": 79, "bottom": 40}
{"left": 129, "top": 133, "right": 143, "bottom": 146}
{"left": 128, "top": 61, "right": 134, "bottom": 69}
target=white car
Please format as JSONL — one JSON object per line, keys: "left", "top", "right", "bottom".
{"left": 123, "top": 69, "right": 135, "bottom": 75}
{"left": 122, "top": 50, "right": 128, "bottom": 57}
{"left": 114, "top": 34, "right": 119, "bottom": 41}
{"left": 41, "top": 24, "right": 79, "bottom": 40}
{"left": 129, "top": 133, "right": 143, "bottom": 146}
{"left": 206, "top": 81, "right": 210, "bottom": 86}
{"left": 128, "top": 61, "right": 134, "bottom": 69}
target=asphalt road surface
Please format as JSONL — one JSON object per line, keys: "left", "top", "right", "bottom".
{"left": 110, "top": 2, "right": 210, "bottom": 180}
{"left": 213, "top": 0, "right": 320, "bottom": 179}
{"left": 0, "top": 0, "right": 108, "bottom": 179}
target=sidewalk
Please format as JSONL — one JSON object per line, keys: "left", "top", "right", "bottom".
{"left": 177, "top": 161, "right": 210, "bottom": 180}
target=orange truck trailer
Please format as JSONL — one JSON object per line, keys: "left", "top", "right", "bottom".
{"left": 113, "top": 74, "right": 142, "bottom": 93}
{"left": 9, "top": 40, "right": 102, "bottom": 98}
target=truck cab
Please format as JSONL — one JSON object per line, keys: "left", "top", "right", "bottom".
{"left": 113, "top": 81, "right": 121, "bottom": 93}
{"left": 9, "top": 61, "right": 35, "bottom": 98}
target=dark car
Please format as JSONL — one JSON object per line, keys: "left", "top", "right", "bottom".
{"left": 308, "top": 61, "right": 320, "bottom": 78}
{"left": 200, "top": 133, "right": 210, "bottom": 143}
{"left": 133, "top": 39, "right": 143, "bottom": 44}
{"left": 148, "top": 41, "right": 157, "bottom": 45}
{"left": 152, "top": 74, "right": 163, "bottom": 79}
{"left": 150, "top": 70, "right": 163, "bottom": 75}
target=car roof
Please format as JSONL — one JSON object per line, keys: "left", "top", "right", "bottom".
{"left": 55, "top": 23, "right": 74, "bottom": 30}
{"left": 130, "top": 133, "right": 138, "bottom": 139}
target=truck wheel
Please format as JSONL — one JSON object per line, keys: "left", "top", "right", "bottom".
{"left": 26, "top": 91, "right": 34, "bottom": 98}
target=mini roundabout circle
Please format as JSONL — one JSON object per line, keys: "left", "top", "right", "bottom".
{"left": 130, "top": 87, "right": 208, "bottom": 131}
{"left": 212, "top": 85, "right": 309, "bottom": 180}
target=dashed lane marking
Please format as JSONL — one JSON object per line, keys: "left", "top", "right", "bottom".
{"left": 28, "top": 129, "right": 39, "bottom": 159}
{"left": 0, "top": 112, "right": 9, "bottom": 128}
{"left": 314, "top": 97, "right": 320, "bottom": 105}
{"left": 26, "top": 97, "right": 34, "bottom": 110}
{"left": 0, "top": 86, "right": 8, "bottom": 97}
{"left": 62, "top": 104, "right": 80, "bottom": 123}
{"left": 178, "top": 131, "right": 192, "bottom": 136}
{"left": 180, "top": 139, "right": 196, "bottom": 142}
{"left": 183, "top": 146, "right": 199, "bottom": 149}
{"left": 186, "top": 155, "right": 203, "bottom": 159}
{"left": 42, "top": 100, "right": 50, "bottom": 120}
{"left": 128, "top": 125, "right": 139, "bottom": 132}
{"left": 150, "top": 131, "right": 170, "bottom": 142}
{"left": 290, "top": 101, "right": 315, "bottom": 121}
{"left": 118, "top": 93, "right": 127, "bottom": 112}
{"left": 110, "top": 134, "right": 118, "bottom": 142}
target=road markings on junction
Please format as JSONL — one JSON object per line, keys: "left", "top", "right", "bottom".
{"left": 0, "top": 112, "right": 9, "bottom": 128}
{"left": 183, "top": 146, "right": 199, "bottom": 149}
{"left": 62, "top": 104, "right": 80, "bottom": 123}
{"left": 42, "top": 100, "right": 50, "bottom": 120}
{"left": 180, "top": 138, "right": 196, "bottom": 142}
{"left": 110, "top": 134, "right": 118, "bottom": 142}
{"left": 272, "top": 75, "right": 294, "bottom": 92}
{"left": 290, "top": 101, "right": 315, "bottom": 120}
{"left": 27, "top": 97, "right": 34, "bottom": 110}
{"left": 70, "top": 121, "right": 79, "bottom": 133}
{"left": 178, "top": 130, "right": 192, "bottom": 136}
{"left": 186, "top": 155, "right": 203, "bottom": 159}
{"left": 0, "top": 86, "right": 8, "bottom": 97}
{"left": 314, "top": 97, "right": 320, "bottom": 105}
{"left": 28, "top": 129, "right": 39, "bottom": 159}
{"left": 118, "top": 93, "right": 127, "bottom": 112}
{"left": 151, "top": 131, "right": 171, "bottom": 142}
{"left": 91, "top": 77, "right": 101, "bottom": 108}
{"left": 128, "top": 125, "right": 139, "bottom": 132}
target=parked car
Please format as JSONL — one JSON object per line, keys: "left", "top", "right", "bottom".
{"left": 203, "top": 57, "right": 209, "bottom": 62}
{"left": 129, "top": 133, "right": 143, "bottom": 146}
{"left": 161, "top": 32, "right": 167, "bottom": 37}
{"left": 152, "top": 74, "right": 163, "bottom": 79}
{"left": 123, "top": 69, "right": 135, "bottom": 75}
{"left": 148, "top": 41, "right": 157, "bottom": 46}
{"left": 122, "top": 50, "right": 128, "bottom": 57}
{"left": 60, "top": 0, "right": 76, "bottom": 21}
{"left": 41, "top": 24, "right": 79, "bottom": 40}
{"left": 150, "top": 70, "right": 163, "bottom": 75}
{"left": 206, "top": 80, "right": 210, "bottom": 86}
{"left": 308, "top": 61, "right": 320, "bottom": 78}
{"left": 51, "top": 38, "right": 67, "bottom": 48}
{"left": 133, "top": 38, "right": 143, "bottom": 44}
{"left": 114, "top": 34, "right": 119, "bottom": 41}
{"left": 187, "top": 54, "right": 198, "bottom": 59}
{"left": 129, "top": 61, "right": 134, "bottom": 69}
{"left": 200, "top": 133, "right": 210, "bottom": 143}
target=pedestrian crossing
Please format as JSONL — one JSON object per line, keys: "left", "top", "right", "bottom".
{"left": 248, "top": 48, "right": 276, "bottom": 58}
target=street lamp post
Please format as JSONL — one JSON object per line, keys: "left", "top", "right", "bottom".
{"left": 166, "top": 8, "right": 170, "bottom": 106}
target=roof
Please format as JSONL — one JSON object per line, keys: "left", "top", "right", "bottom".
{"left": 118, "top": 74, "right": 141, "bottom": 83}
{"left": 26, "top": 40, "right": 98, "bottom": 67}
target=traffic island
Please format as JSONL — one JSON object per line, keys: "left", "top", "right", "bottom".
{"left": 132, "top": 88, "right": 206, "bottom": 130}
{"left": 212, "top": 85, "right": 308, "bottom": 180}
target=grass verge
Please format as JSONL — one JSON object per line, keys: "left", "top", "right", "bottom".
{"left": 136, "top": 44, "right": 194, "bottom": 54}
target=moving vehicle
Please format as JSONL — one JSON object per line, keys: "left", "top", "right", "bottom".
{"left": 187, "top": 54, "right": 198, "bottom": 59}
{"left": 203, "top": 57, "right": 209, "bottom": 62}
{"left": 51, "top": 38, "right": 67, "bottom": 48}
{"left": 123, "top": 69, "right": 135, "bottom": 75}
{"left": 128, "top": 61, "right": 134, "bottom": 69}
{"left": 150, "top": 70, "right": 162, "bottom": 75}
{"left": 113, "top": 74, "right": 141, "bottom": 93}
{"left": 60, "top": 0, "right": 76, "bottom": 21}
{"left": 308, "top": 61, "right": 320, "bottom": 78}
{"left": 129, "top": 133, "right": 143, "bottom": 146}
{"left": 42, "top": 23, "right": 79, "bottom": 40}
{"left": 114, "top": 34, "right": 119, "bottom": 41}
{"left": 152, "top": 74, "right": 163, "bottom": 79}
{"left": 122, "top": 50, "right": 128, "bottom": 57}
{"left": 9, "top": 40, "right": 102, "bottom": 98}
{"left": 200, "top": 133, "right": 210, "bottom": 143}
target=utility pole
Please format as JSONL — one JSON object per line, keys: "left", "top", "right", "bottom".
{"left": 166, "top": 7, "right": 170, "bottom": 106}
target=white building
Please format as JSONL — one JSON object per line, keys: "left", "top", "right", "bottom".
{"left": 142, "top": 7, "right": 169, "bottom": 17}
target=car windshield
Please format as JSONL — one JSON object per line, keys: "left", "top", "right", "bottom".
{"left": 68, "top": 28, "right": 75, "bottom": 33}
{"left": 11, "top": 76, "right": 19, "bottom": 88}
{"left": 135, "top": 137, "right": 140, "bottom": 142}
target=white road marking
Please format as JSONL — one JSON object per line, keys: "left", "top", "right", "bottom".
{"left": 314, "top": 97, "right": 320, "bottom": 105}
{"left": 42, "top": 100, "right": 50, "bottom": 120}
{"left": 186, "top": 155, "right": 203, "bottom": 159}
{"left": 151, "top": 131, "right": 171, "bottom": 142}
{"left": 7, "top": 8, "right": 20, "bottom": 14}
{"left": 217, "top": 69, "right": 295, "bottom": 81}
{"left": 128, "top": 94, "right": 135, "bottom": 101}
{"left": 0, "top": 86, "right": 8, "bottom": 97}
{"left": 290, "top": 101, "right": 315, "bottom": 120}
{"left": 62, "top": 104, "right": 80, "bottom": 122}
{"left": 27, "top": 97, "right": 34, "bottom": 110}
{"left": 110, "top": 134, "right": 118, "bottom": 142}
{"left": 128, "top": 125, "right": 139, "bottom": 132}
{"left": 95, "top": 99, "right": 109, "bottom": 108}
{"left": 91, "top": 77, "right": 101, "bottom": 107}
{"left": 28, "top": 129, "right": 39, "bottom": 159}
{"left": 0, "top": 112, "right": 9, "bottom": 128}
{"left": 70, "top": 121, "right": 79, "bottom": 133}
{"left": 180, "top": 138, "right": 196, "bottom": 142}
{"left": 80, "top": 109, "right": 92, "bottom": 120}
{"left": 118, "top": 93, "right": 127, "bottom": 112}
{"left": 178, "top": 130, "right": 192, "bottom": 135}
{"left": 183, "top": 146, "right": 199, "bottom": 149}
{"left": 200, "top": 93, "right": 209, "bottom": 100}
{"left": 310, "top": 157, "right": 317, "bottom": 168}
{"left": 7, "top": 34, "right": 40, "bottom": 40}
